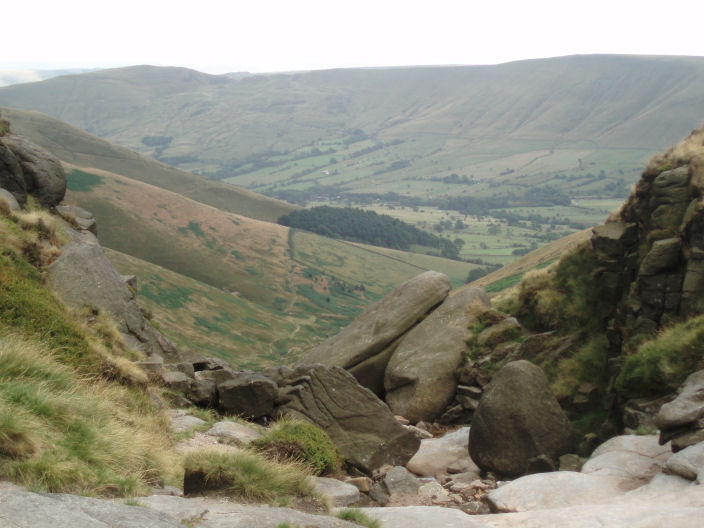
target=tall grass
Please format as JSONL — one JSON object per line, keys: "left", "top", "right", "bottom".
{"left": 0, "top": 332, "right": 179, "bottom": 496}
{"left": 183, "top": 449, "right": 313, "bottom": 501}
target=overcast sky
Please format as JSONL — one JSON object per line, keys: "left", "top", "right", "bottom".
{"left": 3, "top": 0, "right": 704, "bottom": 74}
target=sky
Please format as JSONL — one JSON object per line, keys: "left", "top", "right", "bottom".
{"left": 3, "top": 0, "right": 704, "bottom": 74}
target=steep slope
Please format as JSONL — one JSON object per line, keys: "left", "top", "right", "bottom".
{"left": 0, "top": 107, "right": 298, "bottom": 223}
{"left": 61, "top": 163, "right": 477, "bottom": 366}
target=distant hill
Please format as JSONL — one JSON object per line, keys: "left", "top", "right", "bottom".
{"left": 1, "top": 55, "right": 704, "bottom": 207}
{"left": 0, "top": 68, "right": 97, "bottom": 87}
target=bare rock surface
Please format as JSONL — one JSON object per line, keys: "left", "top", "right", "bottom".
{"left": 656, "top": 369, "right": 704, "bottom": 450}
{"left": 487, "top": 472, "right": 626, "bottom": 513}
{"left": 581, "top": 435, "right": 670, "bottom": 490}
{"left": 407, "top": 427, "right": 477, "bottom": 477}
{"left": 169, "top": 411, "right": 207, "bottom": 433}
{"left": 361, "top": 506, "right": 480, "bottom": 527}
{"left": 313, "top": 477, "right": 361, "bottom": 506}
{"left": 298, "top": 271, "right": 450, "bottom": 392}
{"left": 205, "top": 421, "right": 263, "bottom": 446}
{"left": 664, "top": 440, "right": 704, "bottom": 480}
{"left": 0, "top": 187, "right": 20, "bottom": 211}
{"left": 274, "top": 364, "right": 420, "bottom": 473}
{"left": 0, "top": 490, "right": 182, "bottom": 528}
{"left": 384, "top": 287, "right": 489, "bottom": 422}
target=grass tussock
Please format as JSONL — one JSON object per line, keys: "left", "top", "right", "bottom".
{"left": 337, "top": 508, "right": 381, "bottom": 528}
{"left": 514, "top": 243, "right": 600, "bottom": 333}
{"left": 551, "top": 335, "right": 609, "bottom": 400}
{"left": 250, "top": 419, "right": 342, "bottom": 476}
{"left": 615, "top": 314, "right": 704, "bottom": 398}
{"left": 0, "top": 331, "right": 179, "bottom": 496}
{"left": 183, "top": 449, "right": 314, "bottom": 502}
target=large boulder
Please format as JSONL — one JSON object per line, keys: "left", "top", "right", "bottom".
{"left": 217, "top": 371, "right": 278, "bottom": 419}
{"left": 2, "top": 134, "right": 66, "bottom": 207}
{"left": 273, "top": 364, "right": 420, "bottom": 474}
{"left": 47, "top": 229, "right": 181, "bottom": 361}
{"left": 0, "top": 141, "right": 26, "bottom": 205}
{"left": 656, "top": 369, "right": 704, "bottom": 450}
{"left": 385, "top": 287, "right": 490, "bottom": 423}
{"left": 406, "top": 427, "right": 477, "bottom": 477}
{"left": 297, "top": 271, "right": 450, "bottom": 393}
{"left": 469, "top": 360, "right": 573, "bottom": 477}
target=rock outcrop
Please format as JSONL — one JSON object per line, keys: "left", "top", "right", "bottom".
{"left": 272, "top": 364, "right": 420, "bottom": 473}
{"left": 385, "top": 288, "right": 490, "bottom": 423}
{"left": 2, "top": 134, "right": 66, "bottom": 207}
{"left": 47, "top": 228, "right": 181, "bottom": 361}
{"left": 656, "top": 369, "right": 704, "bottom": 450}
{"left": 298, "top": 270, "right": 450, "bottom": 394}
{"left": 469, "top": 360, "right": 573, "bottom": 477}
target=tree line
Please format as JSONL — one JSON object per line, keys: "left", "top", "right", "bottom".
{"left": 278, "top": 206, "right": 460, "bottom": 259}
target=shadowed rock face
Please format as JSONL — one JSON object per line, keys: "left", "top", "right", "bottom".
{"left": 2, "top": 134, "right": 66, "bottom": 207}
{"left": 469, "top": 360, "right": 573, "bottom": 477}
{"left": 297, "top": 270, "right": 451, "bottom": 393}
{"left": 273, "top": 364, "right": 420, "bottom": 474}
{"left": 384, "top": 287, "right": 490, "bottom": 423}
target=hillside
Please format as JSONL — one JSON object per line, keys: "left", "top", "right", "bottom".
{"left": 59, "top": 162, "right": 477, "bottom": 366}
{"left": 0, "top": 107, "right": 298, "bottom": 223}
{"left": 1, "top": 56, "right": 703, "bottom": 204}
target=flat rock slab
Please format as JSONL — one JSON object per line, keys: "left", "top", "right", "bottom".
{"left": 140, "top": 494, "right": 359, "bottom": 528}
{"left": 407, "top": 427, "right": 475, "bottom": 477}
{"left": 361, "top": 505, "right": 481, "bottom": 528}
{"left": 384, "top": 466, "right": 423, "bottom": 495}
{"left": 471, "top": 503, "right": 704, "bottom": 528}
{"left": 205, "top": 421, "right": 263, "bottom": 445}
{"left": 582, "top": 435, "right": 671, "bottom": 490}
{"left": 0, "top": 490, "right": 182, "bottom": 528}
{"left": 170, "top": 414, "right": 208, "bottom": 433}
{"left": 487, "top": 472, "right": 626, "bottom": 512}
{"left": 313, "top": 477, "right": 361, "bottom": 506}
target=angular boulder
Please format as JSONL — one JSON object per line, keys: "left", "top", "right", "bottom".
{"left": 385, "top": 287, "right": 490, "bottom": 423}
{"left": 47, "top": 229, "right": 182, "bottom": 361}
{"left": 469, "top": 360, "right": 573, "bottom": 477}
{"left": 274, "top": 364, "right": 420, "bottom": 473}
{"left": 297, "top": 271, "right": 450, "bottom": 393}
{"left": 3, "top": 134, "right": 66, "bottom": 207}
{"left": 656, "top": 369, "right": 704, "bottom": 450}
{"left": 218, "top": 371, "right": 278, "bottom": 419}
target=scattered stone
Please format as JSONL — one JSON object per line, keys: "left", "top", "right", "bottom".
{"left": 205, "top": 421, "right": 263, "bottom": 446}
{"left": 559, "top": 453, "right": 583, "bottom": 472}
{"left": 447, "top": 457, "right": 481, "bottom": 475}
{"left": 345, "top": 477, "right": 373, "bottom": 493}
{"left": 418, "top": 481, "right": 451, "bottom": 502}
{"left": 384, "top": 466, "right": 423, "bottom": 495}
{"left": 407, "top": 427, "right": 473, "bottom": 477}
{"left": 404, "top": 424, "right": 433, "bottom": 439}
{"left": 368, "top": 482, "right": 390, "bottom": 505}
{"left": 161, "top": 371, "right": 191, "bottom": 394}
{"left": 169, "top": 412, "right": 207, "bottom": 434}
{"left": 313, "top": 477, "right": 361, "bottom": 507}
{"left": 469, "top": 361, "right": 573, "bottom": 477}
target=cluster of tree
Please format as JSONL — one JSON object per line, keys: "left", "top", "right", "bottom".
{"left": 465, "top": 264, "right": 502, "bottom": 283}
{"left": 278, "top": 206, "right": 459, "bottom": 259}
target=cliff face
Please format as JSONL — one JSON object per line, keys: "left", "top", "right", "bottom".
{"left": 593, "top": 128, "right": 704, "bottom": 380}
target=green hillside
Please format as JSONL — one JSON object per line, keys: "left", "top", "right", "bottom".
{"left": 2, "top": 56, "right": 703, "bottom": 206}
{"left": 59, "top": 164, "right": 477, "bottom": 366}
{"left": 0, "top": 107, "right": 298, "bottom": 223}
